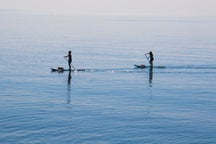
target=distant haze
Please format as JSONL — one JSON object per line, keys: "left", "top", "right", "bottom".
{"left": 1, "top": 0, "right": 216, "bottom": 17}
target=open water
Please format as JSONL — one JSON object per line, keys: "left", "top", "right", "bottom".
{"left": 0, "top": 13, "right": 216, "bottom": 144}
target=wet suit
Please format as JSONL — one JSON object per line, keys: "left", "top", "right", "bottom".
{"left": 65, "top": 51, "right": 72, "bottom": 70}
{"left": 149, "top": 51, "right": 154, "bottom": 65}
{"left": 146, "top": 51, "right": 154, "bottom": 66}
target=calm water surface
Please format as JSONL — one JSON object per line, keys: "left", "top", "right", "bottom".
{"left": 0, "top": 14, "right": 216, "bottom": 144}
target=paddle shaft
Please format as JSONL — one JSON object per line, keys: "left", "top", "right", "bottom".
{"left": 64, "top": 57, "right": 76, "bottom": 70}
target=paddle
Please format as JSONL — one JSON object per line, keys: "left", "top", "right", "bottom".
{"left": 71, "top": 64, "right": 76, "bottom": 70}
{"left": 64, "top": 57, "right": 76, "bottom": 70}
{"left": 145, "top": 53, "right": 150, "bottom": 63}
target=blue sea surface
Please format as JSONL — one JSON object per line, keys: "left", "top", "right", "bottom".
{"left": 0, "top": 13, "right": 216, "bottom": 144}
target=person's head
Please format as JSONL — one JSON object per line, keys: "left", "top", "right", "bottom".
{"left": 150, "top": 51, "right": 153, "bottom": 54}
{"left": 69, "top": 51, "right": 71, "bottom": 54}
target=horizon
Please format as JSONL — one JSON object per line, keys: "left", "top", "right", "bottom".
{"left": 1, "top": 0, "right": 216, "bottom": 17}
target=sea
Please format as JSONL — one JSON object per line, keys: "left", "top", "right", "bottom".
{"left": 0, "top": 13, "right": 216, "bottom": 144}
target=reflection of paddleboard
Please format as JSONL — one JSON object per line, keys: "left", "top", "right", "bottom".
{"left": 134, "top": 65, "right": 166, "bottom": 69}
{"left": 51, "top": 68, "right": 85, "bottom": 72}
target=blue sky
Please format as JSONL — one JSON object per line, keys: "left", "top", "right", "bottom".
{"left": 1, "top": 0, "right": 216, "bottom": 17}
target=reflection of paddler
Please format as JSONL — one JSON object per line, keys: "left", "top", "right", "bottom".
{"left": 64, "top": 51, "right": 72, "bottom": 70}
{"left": 67, "top": 70, "right": 72, "bottom": 104}
{"left": 68, "top": 70, "right": 72, "bottom": 85}
{"left": 149, "top": 66, "right": 153, "bottom": 84}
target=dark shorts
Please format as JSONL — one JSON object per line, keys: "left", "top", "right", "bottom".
{"left": 150, "top": 58, "right": 154, "bottom": 62}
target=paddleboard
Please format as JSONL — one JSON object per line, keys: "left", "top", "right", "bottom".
{"left": 134, "top": 65, "right": 166, "bottom": 69}
{"left": 51, "top": 68, "right": 85, "bottom": 72}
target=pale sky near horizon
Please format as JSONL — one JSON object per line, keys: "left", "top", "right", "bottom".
{"left": 0, "top": 0, "right": 216, "bottom": 17}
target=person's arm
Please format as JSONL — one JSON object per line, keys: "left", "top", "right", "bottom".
{"left": 145, "top": 53, "right": 150, "bottom": 57}
{"left": 145, "top": 53, "right": 150, "bottom": 62}
{"left": 64, "top": 55, "right": 68, "bottom": 58}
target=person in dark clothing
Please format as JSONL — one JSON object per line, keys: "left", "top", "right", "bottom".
{"left": 145, "top": 51, "right": 154, "bottom": 66}
{"left": 64, "top": 51, "right": 72, "bottom": 70}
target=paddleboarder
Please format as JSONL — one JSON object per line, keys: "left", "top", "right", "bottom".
{"left": 145, "top": 51, "right": 154, "bottom": 66}
{"left": 64, "top": 50, "right": 72, "bottom": 70}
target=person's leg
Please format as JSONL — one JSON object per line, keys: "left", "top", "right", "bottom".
{"left": 150, "top": 59, "right": 153, "bottom": 67}
{"left": 68, "top": 61, "right": 71, "bottom": 70}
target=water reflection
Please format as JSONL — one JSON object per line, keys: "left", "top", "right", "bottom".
{"left": 149, "top": 67, "right": 153, "bottom": 87}
{"left": 67, "top": 71, "right": 72, "bottom": 104}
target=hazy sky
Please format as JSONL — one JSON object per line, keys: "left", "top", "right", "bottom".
{"left": 1, "top": 0, "right": 216, "bottom": 17}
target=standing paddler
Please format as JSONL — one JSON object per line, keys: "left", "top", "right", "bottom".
{"left": 145, "top": 51, "right": 154, "bottom": 67}
{"left": 64, "top": 50, "right": 72, "bottom": 70}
